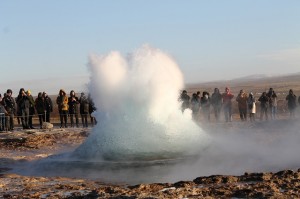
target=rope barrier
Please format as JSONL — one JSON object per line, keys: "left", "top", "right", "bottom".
{"left": 4, "top": 112, "right": 94, "bottom": 118}
{"left": 0, "top": 110, "right": 97, "bottom": 131}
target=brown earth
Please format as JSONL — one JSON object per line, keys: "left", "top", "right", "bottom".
{"left": 1, "top": 169, "right": 300, "bottom": 198}
{"left": 1, "top": 122, "right": 300, "bottom": 198}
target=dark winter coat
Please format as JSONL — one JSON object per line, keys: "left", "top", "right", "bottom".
{"left": 180, "top": 93, "right": 190, "bottom": 110}
{"left": 286, "top": 94, "right": 297, "bottom": 110}
{"left": 35, "top": 97, "right": 45, "bottom": 114}
{"left": 211, "top": 92, "right": 222, "bottom": 108}
{"left": 89, "top": 99, "right": 96, "bottom": 114}
{"left": 16, "top": 95, "right": 30, "bottom": 111}
{"left": 44, "top": 96, "right": 53, "bottom": 113}
{"left": 3, "top": 96, "right": 16, "bottom": 114}
{"left": 68, "top": 96, "right": 79, "bottom": 114}
{"left": 27, "top": 95, "right": 35, "bottom": 115}
{"left": 267, "top": 91, "right": 277, "bottom": 107}
{"left": 79, "top": 95, "right": 90, "bottom": 114}
{"left": 191, "top": 95, "right": 200, "bottom": 113}
{"left": 201, "top": 96, "right": 210, "bottom": 110}
{"left": 258, "top": 95, "right": 269, "bottom": 109}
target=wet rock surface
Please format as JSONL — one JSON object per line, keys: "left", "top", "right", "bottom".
{"left": 1, "top": 125, "right": 300, "bottom": 198}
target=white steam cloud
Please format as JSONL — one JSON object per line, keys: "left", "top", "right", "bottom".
{"left": 74, "top": 45, "right": 209, "bottom": 160}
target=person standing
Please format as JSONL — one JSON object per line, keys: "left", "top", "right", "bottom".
{"left": 286, "top": 89, "right": 297, "bottom": 118}
{"left": 26, "top": 90, "right": 35, "bottom": 129}
{"left": 35, "top": 92, "right": 45, "bottom": 129}
{"left": 79, "top": 92, "right": 89, "bottom": 128}
{"left": 267, "top": 88, "right": 278, "bottom": 120}
{"left": 15, "top": 96, "right": 21, "bottom": 125}
{"left": 68, "top": 90, "right": 79, "bottom": 128}
{"left": 16, "top": 88, "right": 30, "bottom": 129}
{"left": 196, "top": 91, "right": 201, "bottom": 101}
{"left": 88, "top": 94, "right": 97, "bottom": 126}
{"left": 191, "top": 93, "right": 200, "bottom": 120}
{"left": 236, "top": 90, "right": 248, "bottom": 121}
{"left": 211, "top": 88, "right": 222, "bottom": 122}
{"left": 3, "top": 89, "right": 16, "bottom": 131}
{"left": 56, "top": 89, "right": 68, "bottom": 128}
{"left": 179, "top": 90, "right": 190, "bottom": 113}
{"left": 200, "top": 91, "right": 211, "bottom": 121}
{"left": 258, "top": 92, "right": 269, "bottom": 121}
{"left": 43, "top": 92, "right": 53, "bottom": 123}
{"left": 247, "top": 92, "right": 256, "bottom": 122}
{"left": 0, "top": 94, "right": 8, "bottom": 131}
{"left": 222, "top": 87, "right": 234, "bottom": 122}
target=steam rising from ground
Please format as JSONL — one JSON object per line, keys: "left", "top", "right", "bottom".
{"left": 19, "top": 45, "right": 300, "bottom": 184}
{"left": 74, "top": 45, "right": 209, "bottom": 160}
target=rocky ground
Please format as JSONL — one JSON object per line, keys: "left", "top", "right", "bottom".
{"left": 1, "top": 123, "right": 300, "bottom": 198}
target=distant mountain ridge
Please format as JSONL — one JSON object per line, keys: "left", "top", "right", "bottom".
{"left": 229, "top": 72, "right": 300, "bottom": 82}
{"left": 187, "top": 72, "right": 300, "bottom": 95}
{"left": 230, "top": 74, "right": 271, "bottom": 81}
{"left": 188, "top": 72, "right": 300, "bottom": 86}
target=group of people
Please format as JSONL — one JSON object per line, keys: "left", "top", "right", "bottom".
{"left": 180, "top": 87, "right": 300, "bottom": 123}
{"left": 1, "top": 86, "right": 299, "bottom": 131}
{"left": 0, "top": 88, "right": 97, "bottom": 131}
{"left": 55, "top": 89, "right": 97, "bottom": 128}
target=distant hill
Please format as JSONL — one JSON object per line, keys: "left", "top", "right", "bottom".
{"left": 1, "top": 75, "right": 89, "bottom": 96}
{"left": 187, "top": 73, "right": 300, "bottom": 96}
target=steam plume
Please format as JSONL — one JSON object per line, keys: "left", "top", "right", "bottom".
{"left": 74, "top": 45, "right": 209, "bottom": 160}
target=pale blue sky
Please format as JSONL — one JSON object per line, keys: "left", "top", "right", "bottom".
{"left": 1, "top": 1, "right": 300, "bottom": 94}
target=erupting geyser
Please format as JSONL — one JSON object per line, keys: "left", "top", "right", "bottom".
{"left": 74, "top": 45, "right": 209, "bottom": 161}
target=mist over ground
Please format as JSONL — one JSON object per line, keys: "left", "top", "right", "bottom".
{"left": 164, "top": 119, "right": 300, "bottom": 182}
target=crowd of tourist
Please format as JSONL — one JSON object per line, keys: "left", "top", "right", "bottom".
{"left": 0, "top": 88, "right": 97, "bottom": 132}
{"left": 0, "top": 86, "right": 299, "bottom": 132}
{"left": 180, "top": 87, "right": 300, "bottom": 123}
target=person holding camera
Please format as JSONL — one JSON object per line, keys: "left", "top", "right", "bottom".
{"left": 222, "top": 87, "right": 234, "bottom": 122}
{"left": 35, "top": 92, "right": 45, "bottom": 129}
{"left": 258, "top": 92, "right": 270, "bottom": 121}
{"left": 42, "top": 92, "right": 53, "bottom": 123}
{"left": 56, "top": 89, "right": 68, "bottom": 128}
{"left": 68, "top": 90, "right": 79, "bottom": 128}
{"left": 79, "top": 92, "right": 89, "bottom": 128}
{"left": 3, "top": 89, "right": 16, "bottom": 131}
{"left": 286, "top": 89, "right": 297, "bottom": 119}
{"left": 236, "top": 90, "right": 248, "bottom": 121}
{"left": 267, "top": 88, "right": 278, "bottom": 120}
{"left": 26, "top": 90, "right": 35, "bottom": 129}
{"left": 16, "top": 88, "right": 30, "bottom": 129}
{"left": 247, "top": 92, "right": 256, "bottom": 122}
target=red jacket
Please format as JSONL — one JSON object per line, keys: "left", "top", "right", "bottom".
{"left": 222, "top": 92, "right": 234, "bottom": 106}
